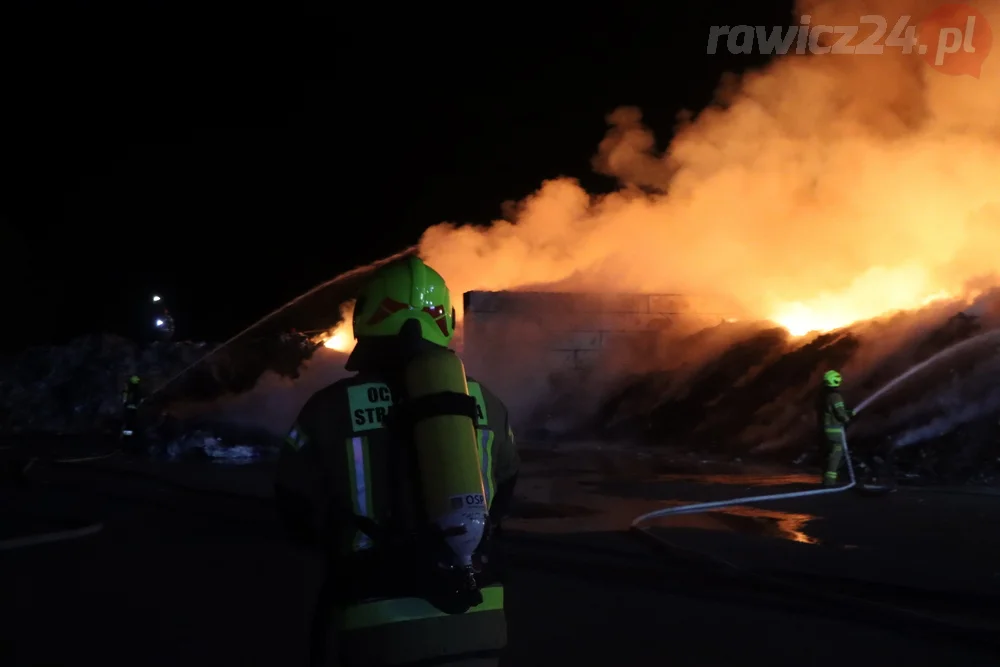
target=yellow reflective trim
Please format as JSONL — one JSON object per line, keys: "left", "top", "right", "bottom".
{"left": 478, "top": 429, "right": 495, "bottom": 507}
{"left": 468, "top": 381, "right": 488, "bottom": 426}
{"left": 346, "top": 436, "right": 373, "bottom": 551}
{"left": 337, "top": 585, "right": 504, "bottom": 631}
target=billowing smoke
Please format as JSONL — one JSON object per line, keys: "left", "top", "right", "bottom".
{"left": 163, "top": 348, "right": 352, "bottom": 437}
{"left": 411, "top": 0, "right": 1000, "bottom": 437}
{"left": 181, "top": 0, "right": 1000, "bottom": 461}
{"left": 421, "top": 0, "right": 1000, "bottom": 332}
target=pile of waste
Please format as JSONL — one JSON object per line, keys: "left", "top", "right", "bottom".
{"left": 0, "top": 335, "right": 206, "bottom": 434}
{"left": 0, "top": 332, "right": 317, "bottom": 436}
{"left": 595, "top": 289, "right": 1000, "bottom": 486}
{"left": 5, "top": 280, "right": 1000, "bottom": 485}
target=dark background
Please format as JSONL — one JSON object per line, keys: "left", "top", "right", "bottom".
{"left": 0, "top": 1, "right": 792, "bottom": 353}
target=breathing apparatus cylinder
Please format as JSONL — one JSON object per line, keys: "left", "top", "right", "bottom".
{"left": 402, "top": 347, "right": 487, "bottom": 571}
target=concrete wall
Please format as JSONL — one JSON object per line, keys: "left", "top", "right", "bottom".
{"left": 463, "top": 291, "right": 723, "bottom": 373}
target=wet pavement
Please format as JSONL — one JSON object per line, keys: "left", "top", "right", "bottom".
{"left": 505, "top": 445, "right": 1000, "bottom": 594}
{"left": 2, "top": 440, "right": 1000, "bottom": 665}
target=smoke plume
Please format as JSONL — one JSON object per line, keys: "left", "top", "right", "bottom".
{"left": 420, "top": 0, "right": 1000, "bottom": 333}
{"left": 196, "top": 0, "right": 1000, "bottom": 455}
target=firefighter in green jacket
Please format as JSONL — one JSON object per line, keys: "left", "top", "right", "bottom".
{"left": 817, "top": 369, "right": 854, "bottom": 487}
{"left": 274, "top": 256, "right": 520, "bottom": 667}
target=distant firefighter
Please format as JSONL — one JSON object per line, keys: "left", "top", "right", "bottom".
{"left": 816, "top": 369, "right": 854, "bottom": 487}
{"left": 121, "top": 375, "right": 143, "bottom": 448}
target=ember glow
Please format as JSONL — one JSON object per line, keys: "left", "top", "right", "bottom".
{"left": 766, "top": 266, "right": 960, "bottom": 336}
{"left": 322, "top": 321, "right": 354, "bottom": 352}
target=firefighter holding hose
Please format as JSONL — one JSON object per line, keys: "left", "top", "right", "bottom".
{"left": 817, "top": 369, "right": 854, "bottom": 487}
{"left": 274, "top": 256, "right": 520, "bottom": 667}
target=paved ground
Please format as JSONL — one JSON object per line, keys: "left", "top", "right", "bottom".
{"left": 1, "top": 442, "right": 999, "bottom": 665}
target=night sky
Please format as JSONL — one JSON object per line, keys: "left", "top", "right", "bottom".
{"left": 1, "top": 1, "right": 792, "bottom": 353}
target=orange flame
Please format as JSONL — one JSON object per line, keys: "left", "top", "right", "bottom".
{"left": 766, "top": 266, "right": 959, "bottom": 336}
{"left": 320, "top": 301, "right": 357, "bottom": 353}
{"left": 322, "top": 320, "right": 355, "bottom": 352}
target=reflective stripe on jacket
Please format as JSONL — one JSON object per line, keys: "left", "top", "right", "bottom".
{"left": 274, "top": 372, "right": 519, "bottom": 556}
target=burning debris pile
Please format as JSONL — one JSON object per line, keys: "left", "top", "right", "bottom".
{"left": 7, "top": 0, "right": 998, "bottom": 484}
{"left": 595, "top": 291, "right": 1000, "bottom": 486}
{"left": 394, "top": 0, "right": 1000, "bottom": 488}
{"left": 3, "top": 285, "right": 1000, "bottom": 486}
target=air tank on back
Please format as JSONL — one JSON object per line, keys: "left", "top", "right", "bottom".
{"left": 402, "top": 346, "right": 487, "bottom": 571}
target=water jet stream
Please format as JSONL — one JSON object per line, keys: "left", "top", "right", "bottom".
{"left": 148, "top": 248, "right": 417, "bottom": 399}
{"left": 854, "top": 328, "right": 1000, "bottom": 414}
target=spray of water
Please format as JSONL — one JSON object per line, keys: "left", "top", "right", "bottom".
{"left": 854, "top": 329, "right": 1000, "bottom": 414}
{"left": 149, "top": 247, "right": 417, "bottom": 398}
{"left": 892, "top": 385, "right": 1000, "bottom": 449}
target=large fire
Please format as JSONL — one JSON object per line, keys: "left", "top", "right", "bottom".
{"left": 317, "top": 0, "right": 1000, "bottom": 344}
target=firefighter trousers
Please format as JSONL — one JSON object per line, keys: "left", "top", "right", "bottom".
{"left": 822, "top": 427, "right": 847, "bottom": 485}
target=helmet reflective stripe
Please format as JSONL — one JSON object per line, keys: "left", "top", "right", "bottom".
{"left": 823, "top": 370, "right": 842, "bottom": 387}
{"left": 353, "top": 256, "right": 455, "bottom": 347}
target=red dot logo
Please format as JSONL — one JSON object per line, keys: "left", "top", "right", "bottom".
{"left": 917, "top": 3, "right": 993, "bottom": 77}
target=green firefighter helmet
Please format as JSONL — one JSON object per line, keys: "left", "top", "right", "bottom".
{"left": 129, "top": 375, "right": 141, "bottom": 385}
{"left": 823, "top": 370, "right": 842, "bottom": 388}
{"left": 352, "top": 256, "right": 456, "bottom": 347}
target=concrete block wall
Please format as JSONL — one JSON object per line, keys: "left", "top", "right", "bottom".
{"left": 463, "top": 291, "right": 726, "bottom": 373}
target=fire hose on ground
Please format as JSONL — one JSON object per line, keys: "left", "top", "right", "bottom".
{"left": 5, "top": 441, "right": 999, "bottom": 650}
{"left": 625, "top": 388, "right": 1000, "bottom": 651}
{"left": 630, "top": 360, "right": 929, "bottom": 530}
{"left": 0, "top": 522, "right": 104, "bottom": 552}
{"left": 630, "top": 387, "right": 881, "bottom": 550}
{"left": 631, "top": 433, "right": 858, "bottom": 529}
